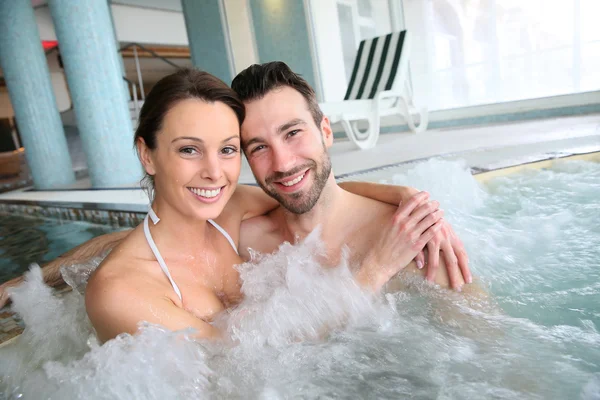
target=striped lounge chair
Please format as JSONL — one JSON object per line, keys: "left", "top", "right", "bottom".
{"left": 319, "top": 30, "right": 428, "bottom": 149}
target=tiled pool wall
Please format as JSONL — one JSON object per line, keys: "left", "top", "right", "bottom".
{"left": 0, "top": 202, "right": 145, "bottom": 228}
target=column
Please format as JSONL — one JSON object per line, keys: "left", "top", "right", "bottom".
{"left": 181, "top": 0, "right": 234, "bottom": 84}
{"left": 107, "top": 0, "right": 131, "bottom": 100}
{"left": 48, "top": 0, "right": 141, "bottom": 188}
{"left": 0, "top": 0, "right": 75, "bottom": 189}
{"left": 249, "top": 0, "right": 318, "bottom": 89}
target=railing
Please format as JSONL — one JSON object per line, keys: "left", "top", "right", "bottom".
{"left": 122, "top": 76, "right": 139, "bottom": 125}
{"left": 45, "top": 42, "right": 181, "bottom": 124}
{"left": 119, "top": 42, "right": 180, "bottom": 102}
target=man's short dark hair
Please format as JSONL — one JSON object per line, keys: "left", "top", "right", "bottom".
{"left": 231, "top": 61, "right": 324, "bottom": 128}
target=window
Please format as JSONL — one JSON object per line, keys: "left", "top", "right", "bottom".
{"left": 403, "top": 0, "right": 600, "bottom": 110}
{"left": 311, "top": 0, "right": 394, "bottom": 101}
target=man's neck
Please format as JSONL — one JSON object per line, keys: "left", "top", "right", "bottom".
{"left": 278, "top": 174, "right": 348, "bottom": 242}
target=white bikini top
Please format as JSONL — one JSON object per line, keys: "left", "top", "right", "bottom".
{"left": 143, "top": 207, "right": 238, "bottom": 302}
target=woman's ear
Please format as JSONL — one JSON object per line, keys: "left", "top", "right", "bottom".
{"left": 137, "top": 138, "right": 156, "bottom": 176}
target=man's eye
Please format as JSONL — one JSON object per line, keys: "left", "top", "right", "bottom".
{"left": 251, "top": 145, "right": 266, "bottom": 154}
{"left": 287, "top": 130, "right": 299, "bottom": 138}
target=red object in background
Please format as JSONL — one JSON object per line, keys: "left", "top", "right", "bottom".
{"left": 42, "top": 40, "right": 58, "bottom": 50}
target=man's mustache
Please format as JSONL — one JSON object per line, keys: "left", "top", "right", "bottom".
{"left": 265, "top": 161, "right": 316, "bottom": 185}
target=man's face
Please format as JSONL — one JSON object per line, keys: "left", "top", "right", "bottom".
{"left": 241, "top": 86, "right": 334, "bottom": 214}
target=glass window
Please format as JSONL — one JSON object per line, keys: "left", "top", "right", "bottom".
{"left": 403, "top": 0, "right": 600, "bottom": 110}
{"left": 337, "top": 3, "right": 359, "bottom": 82}
{"left": 357, "top": 0, "right": 373, "bottom": 18}
{"left": 315, "top": 0, "right": 393, "bottom": 100}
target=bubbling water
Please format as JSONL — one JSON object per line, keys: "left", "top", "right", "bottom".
{"left": 1, "top": 158, "right": 599, "bottom": 399}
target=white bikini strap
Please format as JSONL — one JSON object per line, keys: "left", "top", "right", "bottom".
{"left": 148, "top": 206, "right": 160, "bottom": 224}
{"left": 208, "top": 219, "right": 239, "bottom": 255}
{"left": 143, "top": 213, "right": 183, "bottom": 302}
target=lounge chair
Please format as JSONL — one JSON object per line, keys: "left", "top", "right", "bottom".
{"left": 319, "top": 30, "right": 428, "bottom": 149}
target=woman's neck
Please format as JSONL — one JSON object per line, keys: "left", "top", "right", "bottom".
{"left": 149, "top": 198, "right": 212, "bottom": 251}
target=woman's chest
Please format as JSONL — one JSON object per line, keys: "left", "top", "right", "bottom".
{"left": 167, "top": 252, "right": 242, "bottom": 321}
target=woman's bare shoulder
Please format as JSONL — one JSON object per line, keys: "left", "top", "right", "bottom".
{"left": 86, "top": 225, "right": 158, "bottom": 293}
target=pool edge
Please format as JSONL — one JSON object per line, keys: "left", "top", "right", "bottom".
{"left": 473, "top": 151, "right": 600, "bottom": 183}
{"left": 0, "top": 334, "right": 19, "bottom": 349}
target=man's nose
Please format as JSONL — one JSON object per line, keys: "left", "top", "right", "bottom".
{"left": 271, "top": 145, "right": 295, "bottom": 173}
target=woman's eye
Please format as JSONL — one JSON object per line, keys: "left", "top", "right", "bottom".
{"left": 180, "top": 147, "right": 198, "bottom": 155}
{"left": 221, "top": 146, "right": 238, "bottom": 155}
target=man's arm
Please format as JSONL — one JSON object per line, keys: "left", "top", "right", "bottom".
{"left": 0, "top": 229, "right": 131, "bottom": 308}
{"left": 340, "top": 181, "right": 472, "bottom": 290}
{"left": 354, "top": 192, "right": 443, "bottom": 292}
{"left": 339, "top": 181, "right": 418, "bottom": 204}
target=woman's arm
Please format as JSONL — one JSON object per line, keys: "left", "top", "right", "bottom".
{"left": 230, "top": 184, "right": 279, "bottom": 220}
{"left": 339, "top": 181, "right": 418, "bottom": 205}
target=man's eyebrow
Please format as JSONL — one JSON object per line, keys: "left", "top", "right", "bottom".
{"left": 242, "top": 119, "right": 306, "bottom": 149}
{"left": 277, "top": 119, "right": 307, "bottom": 134}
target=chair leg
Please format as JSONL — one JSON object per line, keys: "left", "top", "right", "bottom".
{"left": 341, "top": 115, "right": 380, "bottom": 150}
{"left": 398, "top": 96, "right": 429, "bottom": 133}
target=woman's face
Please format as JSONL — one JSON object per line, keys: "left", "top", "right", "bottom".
{"left": 140, "top": 98, "right": 242, "bottom": 221}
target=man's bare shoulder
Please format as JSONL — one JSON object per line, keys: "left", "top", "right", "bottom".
{"left": 339, "top": 192, "right": 398, "bottom": 264}
{"left": 238, "top": 207, "right": 284, "bottom": 260}
{"left": 241, "top": 210, "right": 279, "bottom": 232}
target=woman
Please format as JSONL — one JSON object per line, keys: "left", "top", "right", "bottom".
{"left": 84, "top": 69, "right": 441, "bottom": 343}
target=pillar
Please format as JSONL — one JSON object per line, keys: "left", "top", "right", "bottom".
{"left": 249, "top": 0, "right": 317, "bottom": 89}
{"left": 0, "top": 0, "right": 75, "bottom": 189}
{"left": 181, "top": 0, "right": 234, "bottom": 84}
{"left": 48, "top": 0, "right": 141, "bottom": 188}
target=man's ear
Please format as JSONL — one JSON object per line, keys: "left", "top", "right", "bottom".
{"left": 136, "top": 137, "right": 156, "bottom": 176}
{"left": 320, "top": 115, "right": 334, "bottom": 148}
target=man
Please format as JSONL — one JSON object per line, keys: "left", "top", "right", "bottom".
{"left": 0, "top": 62, "right": 472, "bottom": 307}
{"left": 231, "top": 62, "right": 471, "bottom": 292}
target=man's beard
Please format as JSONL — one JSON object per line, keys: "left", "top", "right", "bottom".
{"left": 259, "top": 151, "right": 332, "bottom": 215}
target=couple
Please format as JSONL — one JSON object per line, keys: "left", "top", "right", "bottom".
{"left": 1, "top": 62, "right": 474, "bottom": 343}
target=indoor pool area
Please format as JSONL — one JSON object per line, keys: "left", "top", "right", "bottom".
{"left": 0, "top": 113, "right": 598, "bottom": 399}
{"left": 1, "top": 0, "right": 600, "bottom": 398}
